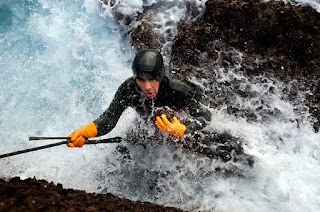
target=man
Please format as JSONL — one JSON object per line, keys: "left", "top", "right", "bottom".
{"left": 67, "top": 49, "right": 211, "bottom": 151}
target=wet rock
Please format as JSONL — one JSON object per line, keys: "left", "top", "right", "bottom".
{"left": 130, "top": 21, "right": 162, "bottom": 50}
{"left": 0, "top": 177, "right": 183, "bottom": 212}
{"left": 170, "top": 0, "right": 320, "bottom": 131}
{"left": 171, "top": 0, "right": 320, "bottom": 76}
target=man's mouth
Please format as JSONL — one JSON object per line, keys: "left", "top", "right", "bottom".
{"left": 145, "top": 92, "right": 154, "bottom": 98}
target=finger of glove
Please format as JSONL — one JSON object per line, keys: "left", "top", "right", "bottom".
{"left": 73, "top": 136, "right": 85, "bottom": 147}
{"left": 69, "top": 129, "right": 85, "bottom": 142}
{"left": 156, "top": 116, "right": 167, "bottom": 130}
{"left": 68, "top": 131, "right": 76, "bottom": 141}
{"left": 161, "top": 114, "right": 172, "bottom": 127}
{"left": 67, "top": 142, "right": 74, "bottom": 148}
{"left": 174, "top": 124, "right": 186, "bottom": 137}
{"left": 172, "top": 116, "right": 180, "bottom": 124}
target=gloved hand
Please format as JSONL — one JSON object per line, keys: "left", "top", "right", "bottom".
{"left": 156, "top": 114, "right": 186, "bottom": 137}
{"left": 67, "top": 122, "right": 97, "bottom": 147}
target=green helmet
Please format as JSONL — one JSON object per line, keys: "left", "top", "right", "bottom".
{"left": 132, "top": 49, "right": 165, "bottom": 82}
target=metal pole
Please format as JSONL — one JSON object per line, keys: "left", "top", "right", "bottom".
{"left": 0, "top": 137, "right": 122, "bottom": 159}
{"left": 29, "top": 137, "right": 71, "bottom": 140}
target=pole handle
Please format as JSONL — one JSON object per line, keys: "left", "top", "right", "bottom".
{"left": 29, "top": 137, "right": 71, "bottom": 140}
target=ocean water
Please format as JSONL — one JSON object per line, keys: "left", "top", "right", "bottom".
{"left": 287, "top": 0, "right": 320, "bottom": 12}
{"left": 0, "top": 0, "right": 319, "bottom": 212}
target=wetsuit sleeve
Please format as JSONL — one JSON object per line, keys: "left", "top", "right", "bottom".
{"left": 184, "top": 90, "right": 211, "bottom": 135}
{"left": 179, "top": 87, "right": 212, "bottom": 152}
{"left": 93, "top": 80, "right": 132, "bottom": 136}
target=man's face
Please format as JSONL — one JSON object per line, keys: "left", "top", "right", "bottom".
{"left": 135, "top": 77, "right": 160, "bottom": 99}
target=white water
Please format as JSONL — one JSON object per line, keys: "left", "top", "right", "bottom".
{"left": 0, "top": 0, "right": 320, "bottom": 211}
{"left": 288, "top": 0, "right": 320, "bottom": 12}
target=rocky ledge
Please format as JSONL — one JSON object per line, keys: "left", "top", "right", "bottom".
{"left": 169, "top": 0, "right": 320, "bottom": 131}
{"left": 0, "top": 177, "right": 182, "bottom": 212}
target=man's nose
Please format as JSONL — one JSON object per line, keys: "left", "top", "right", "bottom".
{"left": 144, "top": 81, "right": 152, "bottom": 90}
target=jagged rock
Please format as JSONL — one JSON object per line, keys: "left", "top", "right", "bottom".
{"left": 0, "top": 177, "right": 183, "bottom": 212}
{"left": 130, "top": 21, "right": 162, "bottom": 50}
{"left": 170, "top": 0, "right": 320, "bottom": 131}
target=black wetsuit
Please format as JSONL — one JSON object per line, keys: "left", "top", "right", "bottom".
{"left": 93, "top": 76, "right": 254, "bottom": 166}
{"left": 93, "top": 76, "right": 211, "bottom": 137}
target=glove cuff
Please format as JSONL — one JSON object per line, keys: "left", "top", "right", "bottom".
{"left": 81, "top": 122, "right": 98, "bottom": 138}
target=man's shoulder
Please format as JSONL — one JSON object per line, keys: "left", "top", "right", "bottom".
{"left": 112, "top": 77, "right": 140, "bottom": 106}
{"left": 118, "top": 77, "right": 136, "bottom": 90}
{"left": 166, "top": 76, "right": 198, "bottom": 97}
{"left": 114, "top": 77, "right": 136, "bottom": 96}
{"left": 121, "top": 77, "right": 135, "bottom": 86}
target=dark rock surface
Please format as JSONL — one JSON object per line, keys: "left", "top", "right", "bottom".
{"left": 0, "top": 177, "right": 183, "bottom": 212}
{"left": 170, "top": 0, "right": 320, "bottom": 131}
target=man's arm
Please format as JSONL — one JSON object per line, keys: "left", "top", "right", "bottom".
{"left": 184, "top": 97, "right": 212, "bottom": 134}
{"left": 155, "top": 77, "right": 211, "bottom": 139}
{"left": 175, "top": 84, "right": 212, "bottom": 152}
{"left": 93, "top": 79, "right": 133, "bottom": 136}
{"left": 67, "top": 78, "right": 134, "bottom": 147}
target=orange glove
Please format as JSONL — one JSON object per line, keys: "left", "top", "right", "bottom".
{"left": 67, "top": 122, "right": 97, "bottom": 147}
{"left": 156, "top": 114, "right": 186, "bottom": 137}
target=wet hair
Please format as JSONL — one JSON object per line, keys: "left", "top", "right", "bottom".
{"left": 132, "top": 49, "right": 165, "bottom": 82}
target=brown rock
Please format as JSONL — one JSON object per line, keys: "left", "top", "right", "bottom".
{"left": 0, "top": 177, "right": 184, "bottom": 212}
{"left": 170, "top": 0, "right": 320, "bottom": 131}
{"left": 130, "top": 21, "right": 161, "bottom": 50}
